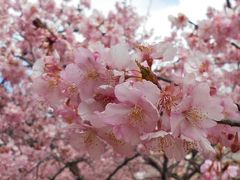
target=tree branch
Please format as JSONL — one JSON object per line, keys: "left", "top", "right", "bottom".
{"left": 49, "top": 164, "right": 66, "bottom": 180}
{"left": 106, "top": 153, "right": 140, "bottom": 180}
{"left": 157, "top": 76, "right": 173, "bottom": 83}
{"left": 226, "top": 0, "right": 232, "bottom": 8}
{"left": 218, "top": 119, "right": 240, "bottom": 127}
{"left": 49, "top": 157, "right": 86, "bottom": 180}
{"left": 188, "top": 20, "right": 198, "bottom": 29}
{"left": 12, "top": 53, "right": 33, "bottom": 67}
{"left": 0, "top": 78, "right": 6, "bottom": 85}
{"left": 182, "top": 151, "right": 201, "bottom": 179}
{"left": 236, "top": 103, "right": 240, "bottom": 112}
{"left": 142, "top": 155, "right": 162, "bottom": 173}
{"left": 157, "top": 76, "right": 178, "bottom": 86}
{"left": 162, "top": 155, "right": 169, "bottom": 180}
{"left": 231, "top": 42, "right": 240, "bottom": 49}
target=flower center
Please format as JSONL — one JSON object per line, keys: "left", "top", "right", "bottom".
{"left": 83, "top": 131, "right": 95, "bottom": 145}
{"left": 183, "top": 108, "right": 206, "bottom": 126}
{"left": 67, "top": 84, "right": 77, "bottom": 94}
{"left": 183, "top": 140, "right": 197, "bottom": 152}
{"left": 106, "top": 132, "right": 125, "bottom": 146}
{"left": 159, "top": 94, "right": 178, "bottom": 115}
{"left": 129, "top": 105, "right": 144, "bottom": 127}
{"left": 87, "top": 70, "right": 99, "bottom": 80}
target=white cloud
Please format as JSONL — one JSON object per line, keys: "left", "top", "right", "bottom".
{"left": 58, "top": 0, "right": 226, "bottom": 37}
{"left": 89, "top": 0, "right": 225, "bottom": 38}
{"left": 144, "top": 0, "right": 225, "bottom": 37}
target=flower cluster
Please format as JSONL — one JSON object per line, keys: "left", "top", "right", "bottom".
{"left": 33, "top": 41, "right": 239, "bottom": 160}
{"left": 0, "top": 0, "right": 239, "bottom": 179}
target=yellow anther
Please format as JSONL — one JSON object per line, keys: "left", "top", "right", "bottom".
{"left": 129, "top": 105, "right": 144, "bottom": 127}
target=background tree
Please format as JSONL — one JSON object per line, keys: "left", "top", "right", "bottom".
{"left": 0, "top": 0, "right": 239, "bottom": 179}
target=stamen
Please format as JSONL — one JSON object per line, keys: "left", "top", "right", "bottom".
{"left": 87, "top": 70, "right": 99, "bottom": 80}
{"left": 106, "top": 132, "right": 125, "bottom": 146}
{"left": 129, "top": 105, "right": 144, "bottom": 127}
{"left": 84, "top": 132, "right": 95, "bottom": 145}
{"left": 183, "top": 108, "right": 207, "bottom": 126}
{"left": 158, "top": 92, "right": 178, "bottom": 115}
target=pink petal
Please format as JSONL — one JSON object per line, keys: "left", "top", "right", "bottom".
{"left": 114, "top": 81, "right": 142, "bottom": 104}
{"left": 165, "top": 137, "right": 187, "bottom": 161}
{"left": 68, "top": 133, "right": 87, "bottom": 151}
{"left": 192, "top": 83, "right": 210, "bottom": 107}
{"left": 99, "top": 103, "right": 131, "bottom": 125}
{"left": 78, "top": 99, "right": 104, "bottom": 121}
{"left": 198, "top": 119, "right": 217, "bottom": 129}
{"left": 108, "top": 43, "right": 131, "bottom": 70}
{"left": 87, "top": 137, "right": 105, "bottom": 159}
{"left": 138, "top": 97, "right": 159, "bottom": 123}
{"left": 181, "top": 123, "right": 206, "bottom": 140}
{"left": 201, "top": 98, "right": 223, "bottom": 121}
{"left": 74, "top": 47, "right": 95, "bottom": 65}
{"left": 120, "top": 124, "right": 140, "bottom": 145}
{"left": 133, "top": 80, "right": 160, "bottom": 105}
{"left": 170, "top": 112, "right": 184, "bottom": 134}
{"left": 60, "top": 63, "right": 82, "bottom": 85}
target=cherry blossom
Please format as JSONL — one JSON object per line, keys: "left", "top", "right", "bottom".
{"left": 0, "top": 0, "right": 239, "bottom": 179}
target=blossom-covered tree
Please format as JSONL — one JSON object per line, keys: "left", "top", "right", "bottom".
{"left": 0, "top": 0, "right": 239, "bottom": 179}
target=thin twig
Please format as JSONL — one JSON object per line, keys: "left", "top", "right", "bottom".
{"left": 0, "top": 78, "right": 5, "bottom": 85}
{"left": 106, "top": 153, "right": 140, "bottom": 180}
{"left": 49, "top": 158, "right": 86, "bottom": 180}
{"left": 162, "top": 155, "right": 169, "bottom": 180}
{"left": 236, "top": 103, "right": 240, "bottom": 112}
{"left": 12, "top": 52, "right": 33, "bottom": 67}
{"left": 142, "top": 155, "right": 162, "bottom": 173}
{"left": 226, "top": 0, "right": 232, "bottom": 8}
{"left": 218, "top": 119, "right": 240, "bottom": 127}
{"left": 188, "top": 20, "right": 198, "bottom": 29}
{"left": 157, "top": 76, "right": 173, "bottom": 84}
{"left": 231, "top": 42, "right": 240, "bottom": 49}
{"left": 157, "top": 76, "right": 179, "bottom": 86}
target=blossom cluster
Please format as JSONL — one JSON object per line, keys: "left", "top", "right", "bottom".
{"left": 0, "top": 0, "right": 239, "bottom": 178}
{"left": 33, "top": 41, "right": 239, "bottom": 160}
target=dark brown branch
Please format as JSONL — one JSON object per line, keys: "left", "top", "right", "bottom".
{"left": 236, "top": 103, "right": 240, "bottom": 112}
{"left": 0, "top": 78, "right": 6, "bottom": 85}
{"left": 157, "top": 76, "right": 179, "bottom": 86}
{"left": 218, "top": 119, "right": 240, "bottom": 127}
{"left": 23, "top": 159, "right": 44, "bottom": 178}
{"left": 157, "top": 76, "right": 173, "bottom": 83}
{"left": 67, "top": 160, "right": 84, "bottom": 180}
{"left": 12, "top": 53, "right": 33, "bottom": 67}
{"left": 142, "top": 155, "right": 162, "bottom": 173}
{"left": 183, "top": 168, "right": 200, "bottom": 179}
{"left": 168, "top": 161, "right": 180, "bottom": 171}
{"left": 49, "top": 158, "right": 86, "bottom": 180}
{"left": 226, "top": 0, "right": 232, "bottom": 8}
{"left": 182, "top": 151, "right": 201, "bottom": 179}
{"left": 32, "top": 18, "right": 47, "bottom": 29}
{"left": 171, "top": 173, "right": 181, "bottom": 180}
{"left": 49, "top": 164, "right": 66, "bottom": 180}
{"left": 188, "top": 20, "right": 198, "bottom": 29}
{"left": 231, "top": 42, "right": 240, "bottom": 49}
{"left": 162, "top": 155, "right": 169, "bottom": 180}
{"left": 106, "top": 153, "right": 140, "bottom": 180}
{"left": 16, "top": 55, "right": 33, "bottom": 67}
{"left": 32, "top": 18, "right": 57, "bottom": 40}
